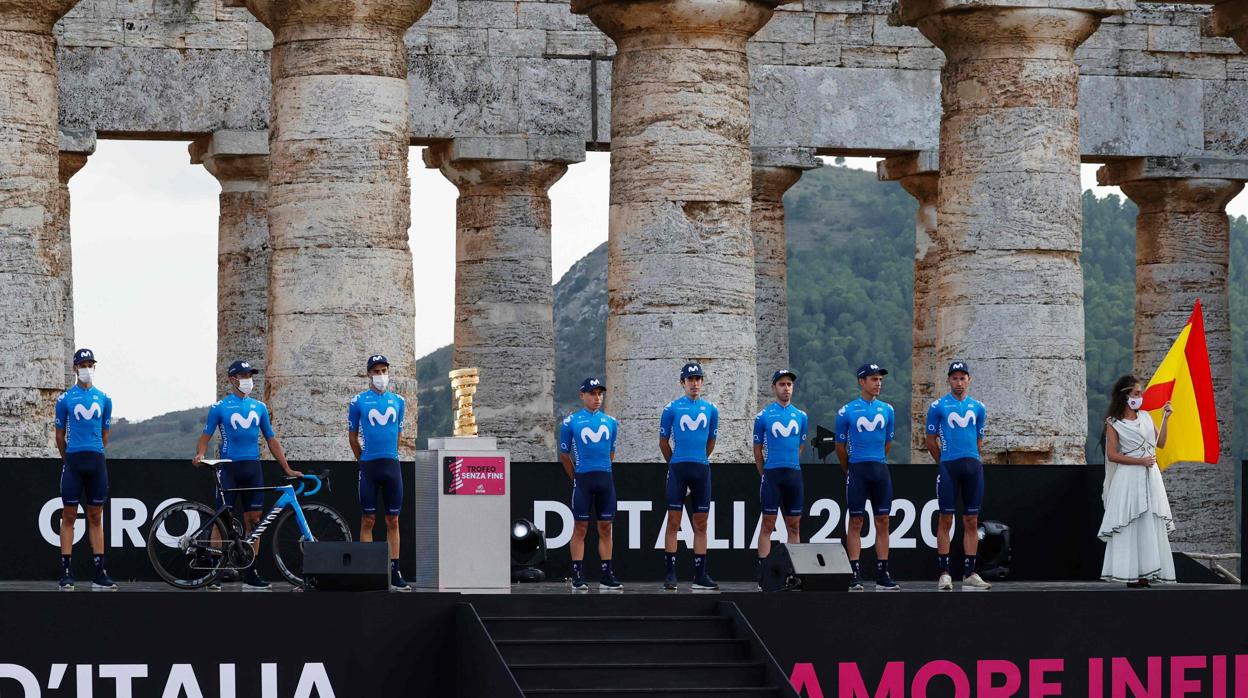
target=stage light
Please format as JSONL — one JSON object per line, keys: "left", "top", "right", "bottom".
{"left": 977, "top": 520, "right": 1011, "bottom": 580}
{"left": 510, "top": 518, "right": 548, "bottom": 583}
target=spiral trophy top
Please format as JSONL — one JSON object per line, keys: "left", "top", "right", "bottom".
{"left": 448, "top": 367, "right": 481, "bottom": 437}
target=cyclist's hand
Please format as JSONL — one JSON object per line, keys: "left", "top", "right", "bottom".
{"left": 191, "top": 454, "right": 203, "bottom": 466}
{"left": 285, "top": 469, "right": 304, "bottom": 479}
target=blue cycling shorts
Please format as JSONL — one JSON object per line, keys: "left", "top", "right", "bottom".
{"left": 761, "top": 467, "right": 804, "bottom": 517}
{"left": 846, "top": 461, "right": 893, "bottom": 517}
{"left": 360, "top": 458, "right": 403, "bottom": 516}
{"left": 60, "top": 451, "right": 108, "bottom": 507}
{"left": 571, "top": 471, "right": 617, "bottom": 521}
{"left": 216, "top": 460, "right": 265, "bottom": 513}
{"left": 666, "top": 461, "right": 711, "bottom": 514}
{"left": 938, "top": 457, "right": 984, "bottom": 515}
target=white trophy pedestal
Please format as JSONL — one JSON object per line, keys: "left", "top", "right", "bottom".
{"left": 414, "top": 436, "right": 511, "bottom": 592}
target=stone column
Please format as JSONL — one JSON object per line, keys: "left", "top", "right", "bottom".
{"left": 0, "top": 0, "right": 81, "bottom": 457}
{"left": 878, "top": 152, "right": 940, "bottom": 464}
{"left": 424, "top": 138, "right": 584, "bottom": 462}
{"left": 57, "top": 129, "right": 95, "bottom": 388}
{"left": 573, "top": 0, "right": 789, "bottom": 462}
{"left": 243, "top": 0, "right": 428, "bottom": 460}
{"left": 752, "top": 147, "right": 819, "bottom": 410}
{"left": 190, "top": 131, "right": 271, "bottom": 399}
{"left": 897, "top": 0, "right": 1124, "bottom": 464}
{"left": 1098, "top": 156, "right": 1246, "bottom": 555}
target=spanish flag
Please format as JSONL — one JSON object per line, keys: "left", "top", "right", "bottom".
{"left": 1140, "top": 299, "right": 1220, "bottom": 469}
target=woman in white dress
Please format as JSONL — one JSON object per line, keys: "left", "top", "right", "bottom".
{"left": 1098, "top": 374, "right": 1175, "bottom": 587}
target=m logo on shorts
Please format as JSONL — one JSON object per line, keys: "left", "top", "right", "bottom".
{"left": 580, "top": 425, "right": 610, "bottom": 444}
{"left": 679, "top": 413, "right": 708, "bottom": 432}
{"left": 368, "top": 407, "right": 397, "bottom": 426}
{"left": 230, "top": 411, "right": 261, "bottom": 429}
{"left": 72, "top": 403, "right": 102, "bottom": 421}
{"left": 856, "top": 414, "right": 886, "bottom": 432}
{"left": 947, "top": 411, "right": 977, "bottom": 429}
{"left": 771, "top": 420, "right": 800, "bottom": 438}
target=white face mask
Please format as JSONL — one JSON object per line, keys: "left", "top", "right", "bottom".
{"left": 1127, "top": 396, "right": 1143, "bottom": 411}
{"left": 236, "top": 378, "right": 254, "bottom": 396}
{"left": 371, "top": 374, "right": 389, "bottom": 391}
{"left": 76, "top": 367, "right": 94, "bottom": 384}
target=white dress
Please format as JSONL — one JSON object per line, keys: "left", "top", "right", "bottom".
{"left": 1098, "top": 411, "right": 1176, "bottom": 583}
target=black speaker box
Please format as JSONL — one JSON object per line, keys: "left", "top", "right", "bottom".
{"left": 760, "top": 542, "right": 853, "bottom": 592}
{"left": 302, "top": 542, "right": 390, "bottom": 591}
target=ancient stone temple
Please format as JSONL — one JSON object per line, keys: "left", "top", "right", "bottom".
{"left": 0, "top": 0, "right": 1242, "bottom": 550}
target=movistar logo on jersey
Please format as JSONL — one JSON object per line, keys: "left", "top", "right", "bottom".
{"left": 368, "top": 407, "right": 397, "bottom": 426}
{"left": 856, "top": 414, "right": 886, "bottom": 432}
{"left": 679, "top": 413, "right": 708, "bottom": 431}
{"left": 947, "top": 410, "right": 977, "bottom": 428}
{"left": 580, "top": 425, "right": 610, "bottom": 443}
{"left": 72, "top": 403, "right": 102, "bottom": 421}
{"left": 771, "top": 419, "right": 800, "bottom": 438}
{"left": 230, "top": 411, "right": 261, "bottom": 429}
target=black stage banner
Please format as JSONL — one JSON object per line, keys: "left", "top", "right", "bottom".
{"left": 4, "top": 459, "right": 1103, "bottom": 582}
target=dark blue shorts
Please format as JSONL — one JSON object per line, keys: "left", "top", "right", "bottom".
{"left": 360, "top": 458, "right": 403, "bottom": 516}
{"left": 61, "top": 451, "right": 107, "bottom": 507}
{"left": 216, "top": 460, "right": 265, "bottom": 513}
{"left": 846, "top": 461, "right": 893, "bottom": 517}
{"left": 938, "top": 457, "right": 984, "bottom": 515}
{"left": 571, "top": 471, "right": 616, "bottom": 521}
{"left": 666, "top": 461, "right": 711, "bottom": 513}
{"left": 761, "top": 467, "right": 804, "bottom": 517}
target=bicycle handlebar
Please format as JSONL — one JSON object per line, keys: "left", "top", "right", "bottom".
{"left": 283, "top": 470, "right": 332, "bottom": 497}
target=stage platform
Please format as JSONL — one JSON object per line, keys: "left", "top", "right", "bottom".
{"left": 2, "top": 580, "right": 1245, "bottom": 697}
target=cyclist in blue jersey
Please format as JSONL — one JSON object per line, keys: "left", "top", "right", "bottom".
{"left": 925, "top": 361, "right": 992, "bottom": 591}
{"left": 753, "top": 369, "right": 809, "bottom": 579}
{"left": 54, "top": 348, "right": 116, "bottom": 591}
{"left": 658, "top": 362, "right": 719, "bottom": 591}
{"left": 558, "top": 377, "right": 623, "bottom": 592}
{"left": 192, "top": 360, "right": 301, "bottom": 590}
{"left": 835, "top": 362, "right": 899, "bottom": 591}
{"left": 348, "top": 354, "right": 409, "bottom": 591}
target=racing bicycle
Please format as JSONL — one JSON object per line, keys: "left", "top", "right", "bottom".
{"left": 146, "top": 460, "right": 351, "bottom": 589}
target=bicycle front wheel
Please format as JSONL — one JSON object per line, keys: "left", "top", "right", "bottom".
{"left": 271, "top": 503, "right": 353, "bottom": 586}
{"left": 147, "top": 500, "right": 229, "bottom": 589}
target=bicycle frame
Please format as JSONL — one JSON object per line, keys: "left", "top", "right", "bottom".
{"left": 198, "top": 467, "right": 324, "bottom": 549}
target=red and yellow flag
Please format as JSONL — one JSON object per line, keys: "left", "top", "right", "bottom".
{"left": 1140, "top": 299, "right": 1220, "bottom": 469}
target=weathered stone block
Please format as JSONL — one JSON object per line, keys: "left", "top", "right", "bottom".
{"left": 815, "top": 12, "right": 873, "bottom": 45}
{"left": 1079, "top": 75, "right": 1205, "bottom": 158}
{"left": 545, "top": 29, "right": 609, "bottom": 56}
{"left": 458, "top": 1, "right": 517, "bottom": 28}
{"left": 487, "top": 28, "right": 544, "bottom": 56}
{"left": 780, "top": 41, "right": 840, "bottom": 66}
{"left": 409, "top": 54, "right": 520, "bottom": 137}
{"left": 756, "top": 11, "right": 815, "bottom": 43}
{"left": 55, "top": 18, "right": 124, "bottom": 47}
{"left": 517, "top": 1, "right": 581, "bottom": 29}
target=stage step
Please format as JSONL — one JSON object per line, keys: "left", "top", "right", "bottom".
{"left": 463, "top": 602, "right": 800, "bottom": 698}
{"left": 495, "top": 638, "right": 751, "bottom": 664}
{"left": 481, "top": 615, "right": 733, "bottom": 641}
{"left": 511, "top": 661, "right": 766, "bottom": 690}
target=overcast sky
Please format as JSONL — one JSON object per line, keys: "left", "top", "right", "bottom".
{"left": 69, "top": 143, "right": 1247, "bottom": 421}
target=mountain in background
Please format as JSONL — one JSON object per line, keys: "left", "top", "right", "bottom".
{"left": 113, "top": 165, "right": 1248, "bottom": 462}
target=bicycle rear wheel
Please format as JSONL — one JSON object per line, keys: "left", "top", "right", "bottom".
{"left": 147, "top": 501, "right": 229, "bottom": 589}
{"left": 271, "top": 503, "right": 352, "bottom": 586}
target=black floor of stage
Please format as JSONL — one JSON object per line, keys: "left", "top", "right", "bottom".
{"left": 2, "top": 579, "right": 1238, "bottom": 593}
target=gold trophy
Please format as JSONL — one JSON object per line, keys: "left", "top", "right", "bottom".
{"left": 449, "top": 367, "right": 480, "bottom": 437}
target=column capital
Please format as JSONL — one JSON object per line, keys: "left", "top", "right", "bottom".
{"left": 190, "top": 131, "right": 270, "bottom": 190}
{"left": 243, "top": 0, "right": 430, "bottom": 34}
{"left": 424, "top": 137, "right": 586, "bottom": 168}
{"left": 895, "top": 0, "right": 1125, "bottom": 61}
{"left": 878, "top": 151, "right": 939, "bottom": 202}
{"left": 1097, "top": 156, "right": 1248, "bottom": 186}
{"left": 571, "top": 0, "right": 788, "bottom": 45}
{"left": 1206, "top": 0, "right": 1248, "bottom": 52}
{"left": 58, "top": 128, "right": 95, "bottom": 184}
{"left": 895, "top": 0, "right": 1130, "bottom": 27}
{"left": 0, "top": 0, "right": 81, "bottom": 32}
{"left": 424, "top": 138, "right": 582, "bottom": 195}
{"left": 751, "top": 146, "right": 821, "bottom": 172}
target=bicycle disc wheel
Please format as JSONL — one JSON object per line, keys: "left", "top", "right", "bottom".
{"left": 147, "top": 501, "right": 229, "bottom": 589}
{"left": 271, "top": 503, "right": 353, "bottom": 586}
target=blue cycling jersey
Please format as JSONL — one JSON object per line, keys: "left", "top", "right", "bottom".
{"left": 202, "top": 394, "right": 275, "bottom": 461}
{"left": 753, "top": 402, "right": 808, "bottom": 469}
{"left": 559, "top": 408, "right": 618, "bottom": 473}
{"left": 348, "top": 389, "right": 405, "bottom": 461}
{"left": 834, "top": 397, "right": 895, "bottom": 463}
{"left": 55, "top": 385, "right": 113, "bottom": 454}
{"left": 659, "top": 396, "right": 719, "bottom": 465}
{"left": 926, "top": 393, "right": 986, "bottom": 461}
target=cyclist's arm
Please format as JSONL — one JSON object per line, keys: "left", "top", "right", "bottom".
{"left": 55, "top": 428, "right": 67, "bottom": 460}
{"left": 348, "top": 431, "right": 362, "bottom": 461}
{"left": 192, "top": 433, "right": 211, "bottom": 465}
{"left": 101, "top": 429, "right": 110, "bottom": 448}
{"left": 265, "top": 436, "right": 301, "bottom": 478}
